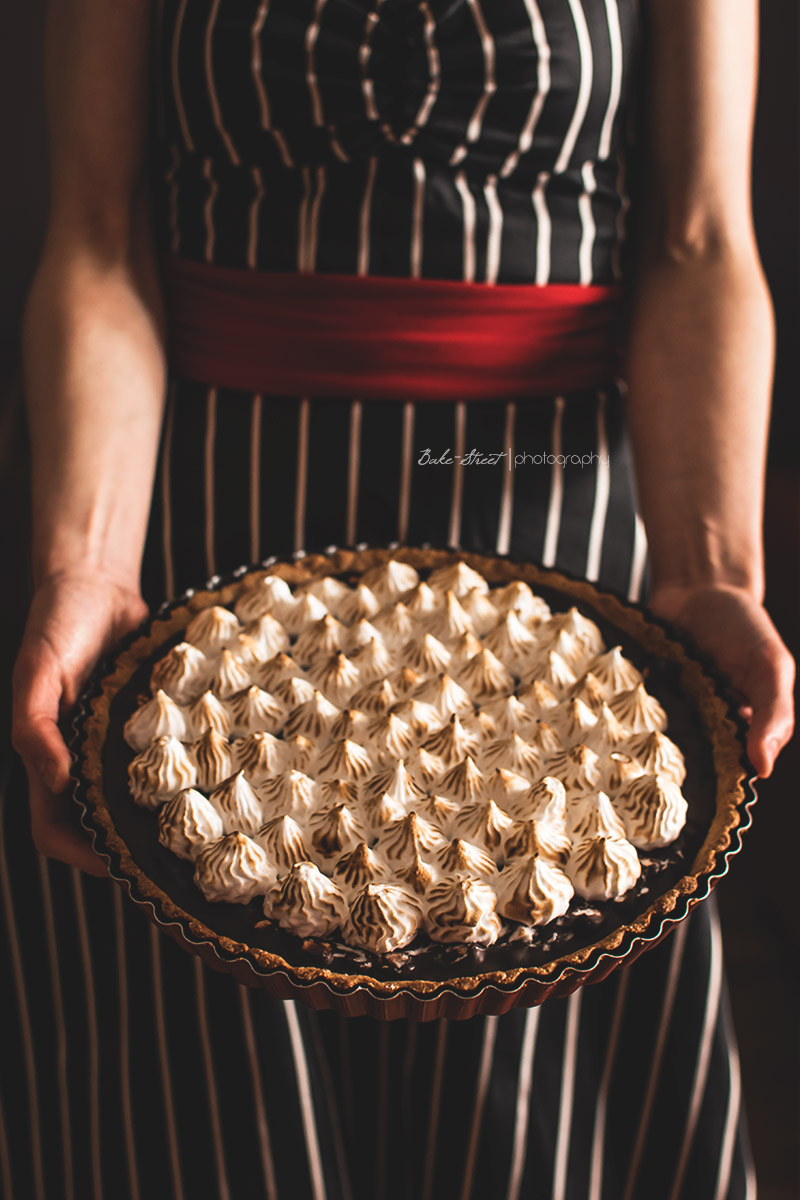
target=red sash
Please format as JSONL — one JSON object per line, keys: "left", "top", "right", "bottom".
{"left": 164, "top": 255, "right": 623, "bottom": 402}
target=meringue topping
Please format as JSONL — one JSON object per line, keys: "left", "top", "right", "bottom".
{"left": 610, "top": 684, "right": 667, "bottom": 734}
{"left": 496, "top": 855, "right": 574, "bottom": 925}
{"left": 268, "top": 863, "right": 349, "bottom": 937}
{"left": 344, "top": 884, "right": 423, "bottom": 953}
{"left": 254, "top": 814, "right": 310, "bottom": 870}
{"left": 412, "top": 670, "right": 473, "bottom": 718}
{"left": 128, "top": 736, "right": 197, "bottom": 807}
{"left": 185, "top": 606, "right": 241, "bottom": 655}
{"left": 209, "top": 770, "right": 264, "bottom": 836}
{"left": 150, "top": 642, "right": 210, "bottom": 704}
{"left": 227, "top": 685, "right": 285, "bottom": 735}
{"left": 193, "top": 727, "right": 235, "bottom": 791}
{"left": 612, "top": 774, "right": 688, "bottom": 849}
{"left": 566, "top": 835, "right": 641, "bottom": 901}
{"left": 124, "top": 690, "right": 187, "bottom": 751}
{"left": 425, "top": 879, "right": 502, "bottom": 945}
{"left": 233, "top": 730, "right": 286, "bottom": 784}
{"left": 194, "top": 833, "right": 275, "bottom": 904}
{"left": 338, "top": 583, "right": 381, "bottom": 625}
{"left": 158, "top": 788, "right": 225, "bottom": 859}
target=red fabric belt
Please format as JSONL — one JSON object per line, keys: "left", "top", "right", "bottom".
{"left": 164, "top": 255, "right": 624, "bottom": 402}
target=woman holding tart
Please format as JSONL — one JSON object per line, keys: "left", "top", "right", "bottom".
{"left": 8, "top": 0, "right": 794, "bottom": 1198}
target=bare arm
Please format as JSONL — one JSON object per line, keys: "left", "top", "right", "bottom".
{"left": 12, "top": 0, "right": 165, "bottom": 871}
{"left": 626, "top": 0, "right": 794, "bottom": 774}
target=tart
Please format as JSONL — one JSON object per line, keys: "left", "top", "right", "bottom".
{"left": 71, "top": 547, "right": 755, "bottom": 1020}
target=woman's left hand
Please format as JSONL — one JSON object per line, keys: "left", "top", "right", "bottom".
{"left": 647, "top": 583, "right": 794, "bottom": 778}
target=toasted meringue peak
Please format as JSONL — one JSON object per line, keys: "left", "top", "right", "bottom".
{"left": 361, "top": 790, "right": 408, "bottom": 831}
{"left": 373, "top": 603, "right": 416, "bottom": 649}
{"left": 516, "top": 679, "right": 560, "bottom": 716}
{"left": 388, "top": 695, "right": 443, "bottom": 739}
{"left": 415, "top": 794, "right": 461, "bottom": 831}
{"left": 283, "top": 691, "right": 341, "bottom": 741}
{"left": 233, "top": 730, "right": 285, "bottom": 784}
{"left": 428, "top": 562, "right": 489, "bottom": 597}
{"left": 456, "top": 798, "right": 515, "bottom": 855}
{"left": 158, "top": 789, "right": 225, "bottom": 860}
{"left": 350, "top": 637, "right": 395, "bottom": 683}
{"left": 505, "top": 818, "right": 571, "bottom": 864}
{"left": 293, "top": 614, "right": 347, "bottom": 666}
{"left": 523, "top": 649, "right": 577, "bottom": 695}
{"left": 209, "top": 770, "right": 264, "bottom": 836}
{"left": 193, "top": 728, "right": 235, "bottom": 792}
{"left": 491, "top": 581, "right": 551, "bottom": 627}
{"left": 333, "top": 842, "right": 390, "bottom": 893}
{"left": 566, "top": 790, "right": 627, "bottom": 842}
{"left": 496, "top": 856, "right": 574, "bottom": 925}
{"left": 421, "top": 714, "right": 479, "bottom": 767}
{"left": 437, "top": 837, "right": 497, "bottom": 880}
{"left": 437, "top": 756, "right": 486, "bottom": 803}
{"left": 403, "top": 633, "right": 452, "bottom": 675}
{"left": 610, "top": 684, "right": 667, "bottom": 734}
{"left": 318, "top": 779, "right": 360, "bottom": 808}
{"left": 566, "top": 836, "right": 641, "bottom": 901}
{"left": 257, "top": 772, "right": 316, "bottom": 820}
{"left": 185, "top": 606, "right": 242, "bottom": 655}
{"left": 186, "top": 690, "right": 230, "bottom": 740}
{"left": 448, "top": 630, "right": 485, "bottom": 670}
{"left": 312, "top": 652, "right": 362, "bottom": 706}
{"left": 194, "top": 833, "right": 275, "bottom": 904}
{"left": 583, "top": 703, "right": 628, "bottom": 752}
{"left": 511, "top": 776, "right": 567, "bottom": 827}
{"left": 234, "top": 574, "right": 294, "bottom": 623}
{"left": 365, "top": 712, "right": 415, "bottom": 761}
{"left": 542, "top": 608, "right": 604, "bottom": 655}
{"left": 227, "top": 686, "right": 285, "bottom": 736}
{"left": 346, "top": 618, "right": 384, "bottom": 654}
{"left": 461, "top": 707, "right": 499, "bottom": 742}
{"left": 272, "top": 675, "right": 316, "bottom": 710}
{"left": 544, "top": 628, "right": 593, "bottom": 673}
{"left": 283, "top": 592, "right": 329, "bottom": 636}
{"left": 363, "top": 760, "right": 426, "bottom": 806}
{"left": 624, "top": 730, "right": 686, "bottom": 785}
{"left": 528, "top": 720, "right": 562, "bottom": 757}
{"left": 389, "top": 665, "right": 426, "bottom": 696}
{"left": 268, "top": 863, "right": 349, "bottom": 937}
{"left": 425, "top": 879, "right": 501, "bottom": 945}
{"left": 125, "top": 690, "right": 188, "bottom": 752}
{"left": 379, "top": 812, "right": 447, "bottom": 864}
{"left": 315, "top": 737, "right": 373, "bottom": 782}
{"left": 603, "top": 751, "right": 646, "bottom": 792}
{"left": 339, "top": 583, "right": 381, "bottom": 625}
{"left": 459, "top": 649, "right": 515, "bottom": 701}
{"left": 361, "top": 559, "right": 420, "bottom": 602}
{"left": 404, "top": 581, "right": 440, "bottom": 620}
{"left": 411, "top": 672, "right": 473, "bottom": 720}
{"left": 128, "top": 736, "right": 197, "bottom": 807}
{"left": 230, "top": 632, "right": 264, "bottom": 668}
{"left": 254, "top": 814, "right": 309, "bottom": 870}
{"left": 296, "top": 575, "right": 351, "bottom": 617}
{"left": 309, "top": 804, "right": 368, "bottom": 858}
{"left": 459, "top": 587, "right": 499, "bottom": 635}
{"left": 587, "top": 646, "right": 643, "bottom": 695}
{"left": 568, "top": 672, "right": 608, "bottom": 713}
{"left": 483, "top": 611, "right": 538, "bottom": 665}
{"left": 612, "top": 774, "right": 688, "bottom": 849}
{"left": 550, "top": 697, "right": 598, "bottom": 745}
{"left": 427, "top": 590, "right": 474, "bottom": 642}
{"left": 488, "top": 767, "right": 533, "bottom": 809}
{"left": 282, "top": 734, "right": 316, "bottom": 772}
{"left": 479, "top": 730, "right": 542, "bottom": 777}
{"left": 259, "top": 651, "right": 306, "bottom": 692}
{"left": 408, "top": 747, "right": 446, "bottom": 789}
{"left": 545, "top": 743, "right": 603, "bottom": 793}
{"left": 394, "top": 851, "right": 441, "bottom": 895}
{"left": 242, "top": 613, "right": 290, "bottom": 660}
{"left": 329, "top": 707, "right": 372, "bottom": 743}
{"left": 344, "top": 884, "right": 423, "bottom": 953}
{"left": 150, "top": 642, "right": 210, "bottom": 704}
{"left": 479, "top": 694, "right": 535, "bottom": 736}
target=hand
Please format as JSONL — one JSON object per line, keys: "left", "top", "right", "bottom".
{"left": 11, "top": 570, "right": 148, "bottom": 875}
{"left": 647, "top": 583, "right": 795, "bottom": 778}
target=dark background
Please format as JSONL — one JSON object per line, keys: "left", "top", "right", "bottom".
{"left": 1, "top": 4, "right": 798, "bottom": 1197}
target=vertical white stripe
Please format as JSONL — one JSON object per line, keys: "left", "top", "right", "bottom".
{"left": 668, "top": 909, "right": 724, "bottom": 1200}
{"left": 712, "top": 1005, "right": 742, "bottom": 1200}
{"left": 295, "top": 398, "right": 310, "bottom": 554}
{"left": 411, "top": 158, "right": 426, "bottom": 279}
{"left": 496, "top": 403, "right": 515, "bottom": 555}
{"left": 450, "top": 0, "right": 496, "bottom": 163}
{"left": 161, "top": 388, "right": 176, "bottom": 599}
{"left": 359, "top": 1, "right": 385, "bottom": 120}
{"left": 202, "top": 158, "right": 217, "bottom": 263}
{"left": 204, "top": 389, "right": 217, "bottom": 578}
{"left": 306, "top": 1013, "right": 354, "bottom": 1200}
{"left": 247, "top": 168, "right": 265, "bottom": 269}
{"left": 193, "top": 960, "right": 231, "bottom": 1200}
{"left": 250, "top": 396, "right": 262, "bottom": 563}
{"left": 744, "top": 1155, "right": 757, "bottom": 1200}
{"left": 346, "top": 400, "right": 363, "bottom": 545}
{"left": 398, "top": 402, "right": 415, "bottom": 542}
{"left": 71, "top": 872, "right": 102, "bottom": 1200}
{"left": 238, "top": 989, "right": 278, "bottom": 1200}
{"left": 578, "top": 161, "right": 598, "bottom": 285}
{"left": 307, "top": 164, "right": 327, "bottom": 272}
{"left": 113, "top": 889, "right": 141, "bottom": 1200}
{"left": 421, "top": 1022, "right": 449, "bottom": 1200}
{"left": 505, "top": 1007, "right": 541, "bottom": 1200}
{"left": 627, "top": 512, "right": 648, "bottom": 603}
{"left": 532, "top": 171, "right": 552, "bottom": 284}
{"left": 37, "top": 859, "right": 74, "bottom": 1200}
{"left": 585, "top": 391, "right": 609, "bottom": 581}
{"left": 500, "top": 0, "right": 550, "bottom": 178}
{"left": 589, "top": 969, "right": 631, "bottom": 1200}
{"left": 171, "top": 0, "right": 194, "bottom": 151}
{"left": 459, "top": 1017, "right": 499, "bottom": 1200}
{"left": 484, "top": 174, "right": 503, "bottom": 285}
{"left": 149, "top": 927, "right": 185, "bottom": 1200}
{"left": 448, "top": 402, "right": 467, "bottom": 548}
{"left": 554, "top": 0, "right": 594, "bottom": 174}
{"left": 455, "top": 170, "right": 477, "bottom": 283}
{"left": 284, "top": 1001, "right": 328, "bottom": 1200}
{"left": 358, "top": 157, "right": 378, "bottom": 276}
{"left": 251, "top": 0, "right": 271, "bottom": 126}
{"left": 298, "top": 166, "right": 312, "bottom": 271}
{"left": 552, "top": 991, "right": 583, "bottom": 1200}
{"left": 623, "top": 921, "right": 689, "bottom": 1200}
{"left": 205, "top": 0, "right": 240, "bottom": 164}
{"left": 542, "top": 396, "right": 565, "bottom": 567}
{"left": 599, "top": 0, "right": 623, "bottom": 159}
{"left": 305, "top": 0, "right": 329, "bottom": 126}
{"left": 401, "top": 2, "right": 440, "bottom": 141}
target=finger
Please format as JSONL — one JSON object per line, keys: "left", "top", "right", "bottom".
{"left": 745, "top": 644, "right": 795, "bottom": 777}
{"left": 25, "top": 766, "right": 108, "bottom": 878}
{"left": 12, "top": 643, "right": 72, "bottom": 793}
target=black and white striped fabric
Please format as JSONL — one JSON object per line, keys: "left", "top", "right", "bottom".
{"left": 1, "top": 2, "right": 756, "bottom": 1197}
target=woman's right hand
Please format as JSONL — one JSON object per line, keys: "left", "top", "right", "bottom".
{"left": 11, "top": 570, "right": 149, "bottom": 875}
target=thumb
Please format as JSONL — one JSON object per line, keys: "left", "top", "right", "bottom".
{"left": 743, "top": 641, "right": 795, "bottom": 777}
{"left": 12, "top": 643, "right": 73, "bottom": 793}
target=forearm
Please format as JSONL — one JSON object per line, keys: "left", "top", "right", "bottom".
{"left": 625, "top": 244, "right": 773, "bottom": 599}
{"left": 23, "top": 225, "right": 166, "bottom": 590}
